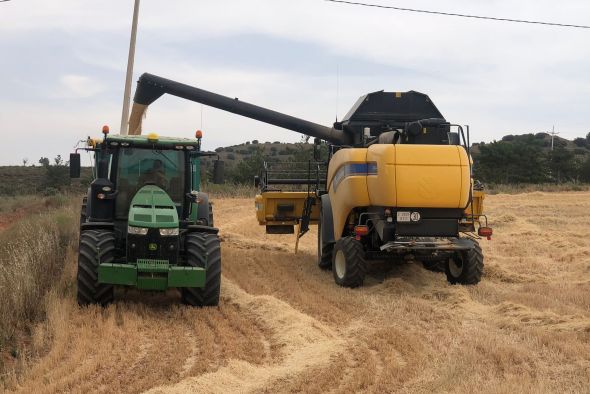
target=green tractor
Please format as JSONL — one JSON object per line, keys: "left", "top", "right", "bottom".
{"left": 70, "top": 127, "right": 221, "bottom": 307}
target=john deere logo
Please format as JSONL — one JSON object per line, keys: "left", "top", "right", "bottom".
{"left": 148, "top": 243, "right": 158, "bottom": 251}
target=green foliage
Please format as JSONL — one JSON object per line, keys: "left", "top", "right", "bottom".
{"left": 579, "top": 156, "right": 590, "bottom": 182}
{"left": 227, "top": 146, "right": 268, "bottom": 184}
{"left": 473, "top": 134, "right": 590, "bottom": 184}
{"left": 39, "top": 155, "right": 70, "bottom": 193}
{"left": 548, "top": 147, "right": 577, "bottom": 183}
{"left": 573, "top": 138, "right": 588, "bottom": 148}
{"left": 474, "top": 135, "right": 549, "bottom": 183}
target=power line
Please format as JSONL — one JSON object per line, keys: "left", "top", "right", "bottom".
{"left": 324, "top": 0, "right": 590, "bottom": 29}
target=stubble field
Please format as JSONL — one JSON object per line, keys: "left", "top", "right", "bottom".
{"left": 6, "top": 192, "right": 590, "bottom": 393}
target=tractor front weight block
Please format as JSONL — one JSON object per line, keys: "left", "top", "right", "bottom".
{"left": 98, "top": 260, "right": 205, "bottom": 291}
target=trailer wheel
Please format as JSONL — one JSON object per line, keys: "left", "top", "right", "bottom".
{"left": 77, "top": 230, "right": 115, "bottom": 306}
{"left": 317, "top": 217, "right": 332, "bottom": 270}
{"left": 445, "top": 239, "right": 483, "bottom": 285}
{"left": 182, "top": 233, "right": 221, "bottom": 307}
{"left": 332, "top": 236, "right": 366, "bottom": 288}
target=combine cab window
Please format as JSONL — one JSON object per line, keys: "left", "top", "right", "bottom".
{"left": 115, "top": 148, "right": 185, "bottom": 218}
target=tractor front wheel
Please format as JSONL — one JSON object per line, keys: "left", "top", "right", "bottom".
{"left": 332, "top": 236, "right": 366, "bottom": 288}
{"left": 182, "top": 233, "right": 221, "bottom": 307}
{"left": 445, "top": 240, "right": 483, "bottom": 285}
{"left": 77, "top": 230, "right": 115, "bottom": 306}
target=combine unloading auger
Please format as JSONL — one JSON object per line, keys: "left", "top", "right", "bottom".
{"left": 127, "top": 72, "right": 492, "bottom": 288}
{"left": 128, "top": 73, "right": 349, "bottom": 144}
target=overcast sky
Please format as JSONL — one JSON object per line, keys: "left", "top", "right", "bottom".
{"left": 0, "top": 0, "right": 589, "bottom": 165}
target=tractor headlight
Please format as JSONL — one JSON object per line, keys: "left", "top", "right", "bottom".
{"left": 128, "top": 226, "right": 148, "bottom": 235}
{"left": 159, "top": 228, "right": 179, "bottom": 236}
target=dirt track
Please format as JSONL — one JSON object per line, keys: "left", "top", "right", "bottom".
{"left": 10, "top": 192, "right": 590, "bottom": 393}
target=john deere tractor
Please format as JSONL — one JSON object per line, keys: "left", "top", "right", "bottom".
{"left": 70, "top": 128, "right": 221, "bottom": 306}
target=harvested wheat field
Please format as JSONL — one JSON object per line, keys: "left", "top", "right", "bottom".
{"left": 8, "top": 192, "right": 590, "bottom": 393}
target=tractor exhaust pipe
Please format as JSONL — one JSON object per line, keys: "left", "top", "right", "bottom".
{"left": 128, "top": 73, "right": 350, "bottom": 145}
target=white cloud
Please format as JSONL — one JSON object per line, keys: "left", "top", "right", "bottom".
{"left": 0, "top": 0, "right": 589, "bottom": 164}
{"left": 57, "top": 74, "right": 106, "bottom": 99}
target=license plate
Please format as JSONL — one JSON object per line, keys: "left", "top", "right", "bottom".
{"left": 397, "top": 211, "right": 411, "bottom": 222}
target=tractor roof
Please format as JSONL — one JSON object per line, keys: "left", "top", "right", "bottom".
{"left": 101, "top": 134, "right": 201, "bottom": 148}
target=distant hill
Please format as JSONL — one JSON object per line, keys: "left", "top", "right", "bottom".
{"left": 1, "top": 133, "right": 589, "bottom": 195}
{"left": 471, "top": 132, "right": 590, "bottom": 157}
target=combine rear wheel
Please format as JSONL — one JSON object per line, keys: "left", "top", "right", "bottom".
{"left": 182, "top": 233, "right": 221, "bottom": 307}
{"left": 332, "top": 236, "right": 366, "bottom": 288}
{"left": 445, "top": 239, "right": 483, "bottom": 285}
{"left": 77, "top": 230, "right": 115, "bottom": 306}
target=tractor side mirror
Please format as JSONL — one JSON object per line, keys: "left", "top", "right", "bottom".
{"left": 254, "top": 176, "right": 260, "bottom": 188}
{"left": 70, "top": 153, "right": 81, "bottom": 178}
{"left": 213, "top": 159, "right": 225, "bottom": 184}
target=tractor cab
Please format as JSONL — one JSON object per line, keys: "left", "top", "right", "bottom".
{"left": 70, "top": 127, "right": 222, "bottom": 307}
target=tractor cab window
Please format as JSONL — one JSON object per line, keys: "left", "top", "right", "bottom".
{"left": 115, "top": 148, "right": 185, "bottom": 219}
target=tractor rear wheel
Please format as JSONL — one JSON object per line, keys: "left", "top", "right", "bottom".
{"left": 77, "top": 230, "right": 115, "bottom": 306}
{"left": 445, "top": 239, "right": 483, "bottom": 285}
{"left": 332, "top": 236, "right": 366, "bottom": 288}
{"left": 317, "top": 216, "right": 332, "bottom": 270}
{"left": 182, "top": 233, "right": 221, "bottom": 307}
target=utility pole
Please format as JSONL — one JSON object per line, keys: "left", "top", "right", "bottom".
{"left": 119, "top": 0, "right": 141, "bottom": 135}
{"left": 549, "top": 125, "right": 560, "bottom": 151}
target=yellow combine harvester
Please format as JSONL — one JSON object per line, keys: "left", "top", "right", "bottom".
{"left": 128, "top": 73, "right": 492, "bottom": 288}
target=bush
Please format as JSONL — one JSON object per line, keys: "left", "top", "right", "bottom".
{"left": 251, "top": 140, "right": 259, "bottom": 144}
{"left": 573, "top": 138, "right": 588, "bottom": 148}
{"left": 502, "top": 135, "right": 515, "bottom": 142}
{"left": 215, "top": 147, "right": 224, "bottom": 152}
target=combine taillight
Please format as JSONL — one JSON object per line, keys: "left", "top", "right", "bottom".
{"left": 478, "top": 226, "right": 493, "bottom": 240}
{"left": 354, "top": 225, "right": 369, "bottom": 240}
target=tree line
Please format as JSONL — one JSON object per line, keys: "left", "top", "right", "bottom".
{"left": 473, "top": 133, "right": 590, "bottom": 184}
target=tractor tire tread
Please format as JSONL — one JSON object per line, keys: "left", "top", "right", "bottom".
{"left": 182, "top": 233, "right": 221, "bottom": 307}
{"left": 333, "top": 236, "right": 366, "bottom": 288}
{"left": 446, "top": 240, "right": 483, "bottom": 285}
{"left": 77, "top": 230, "right": 115, "bottom": 306}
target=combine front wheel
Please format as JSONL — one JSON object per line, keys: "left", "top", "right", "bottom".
{"left": 332, "top": 236, "right": 366, "bottom": 288}
{"left": 445, "top": 240, "right": 483, "bottom": 285}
